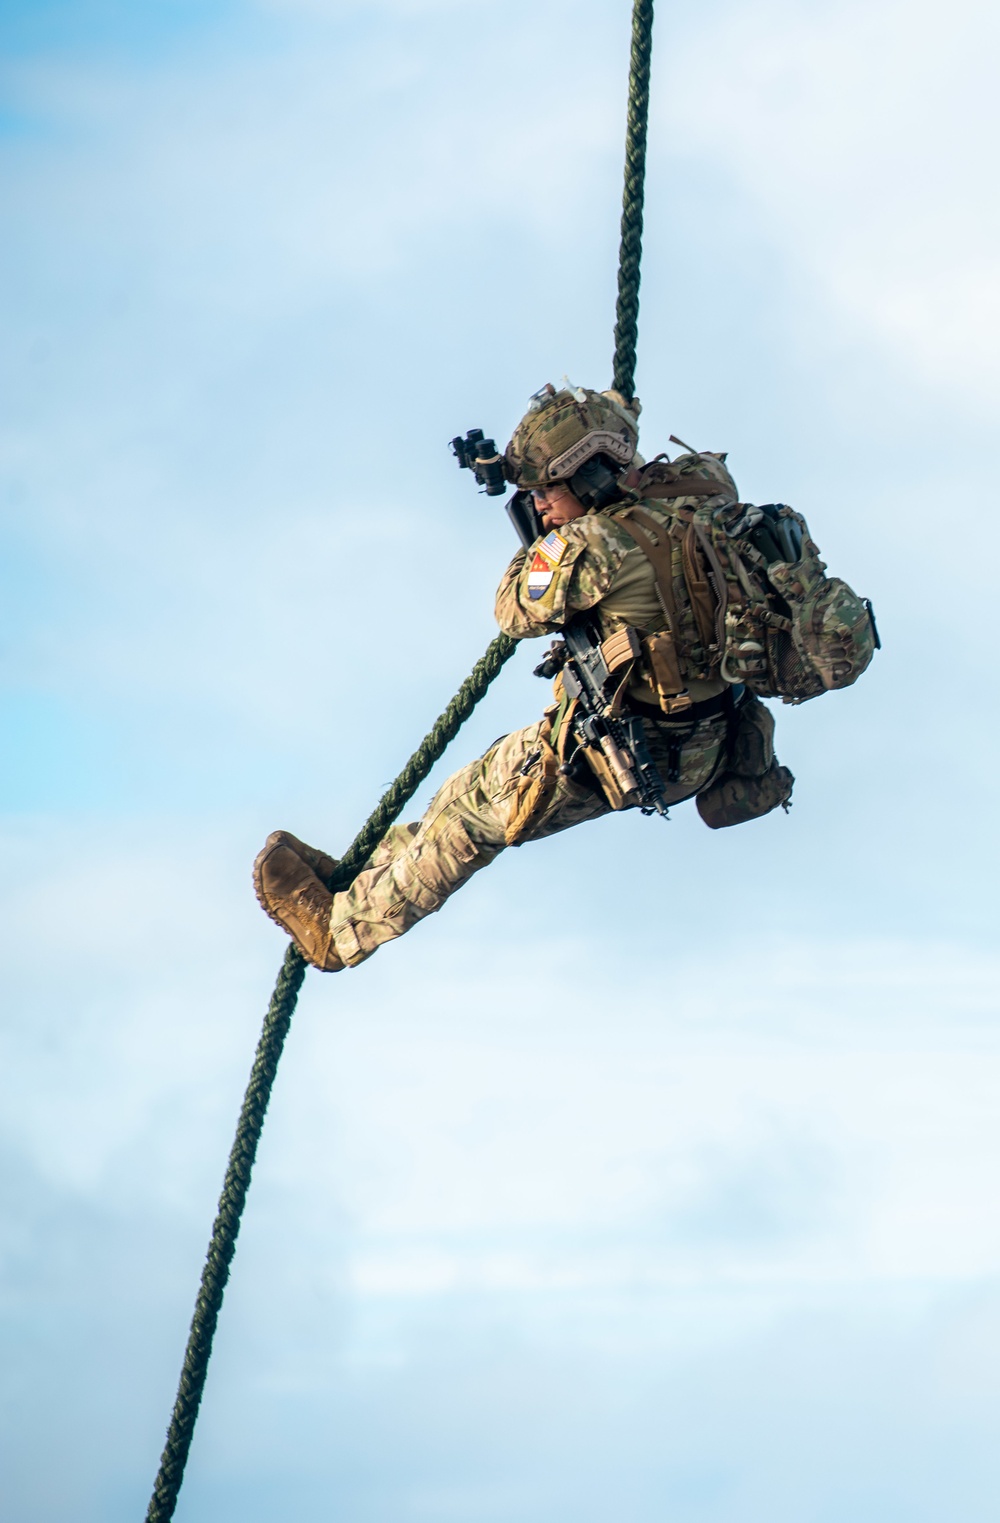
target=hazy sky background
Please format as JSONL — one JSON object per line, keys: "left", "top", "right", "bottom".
{"left": 2, "top": 1, "right": 999, "bottom": 1519}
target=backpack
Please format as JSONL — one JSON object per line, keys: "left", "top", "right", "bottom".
{"left": 692, "top": 499, "right": 878, "bottom": 703}
{"left": 619, "top": 459, "right": 878, "bottom": 704}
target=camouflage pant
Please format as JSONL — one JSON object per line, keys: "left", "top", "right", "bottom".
{"left": 329, "top": 710, "right": 728, "bottom": 967}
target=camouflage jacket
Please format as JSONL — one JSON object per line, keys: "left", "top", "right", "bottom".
{"left": 494, "top": 452, "right": 876, "bottom": 705}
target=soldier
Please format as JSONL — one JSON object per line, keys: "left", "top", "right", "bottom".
{"left": 254, "top": 384, "right": 877, "bottom": 972}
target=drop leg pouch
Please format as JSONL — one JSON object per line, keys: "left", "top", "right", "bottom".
{"left": 695, "top": 692, "right": 794, "bottom": 828}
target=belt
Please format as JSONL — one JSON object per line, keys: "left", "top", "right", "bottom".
{"left": 627, "top": 683, "right": 745, "bottom": 725}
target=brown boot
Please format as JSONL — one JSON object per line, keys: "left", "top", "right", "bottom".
{"left": 253, "top": 831, "right": 344, "bottom": 972}
{"left": 262, "top": 829, "right": 341, "bottom": 889}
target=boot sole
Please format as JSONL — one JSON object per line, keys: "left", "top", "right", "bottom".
{"left": 250, "top": 831, "right": 336, "bottom": 958}
{"left": 252, "top": 831, "right": 348, "bottom": 972}
{"left": 252, "top": 831, "right": 298, "bottom": 934}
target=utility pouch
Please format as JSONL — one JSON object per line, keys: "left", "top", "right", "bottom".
{"left": 643, "top": 631, "right": 693, "bottom": 715}
{"left": 695, "top": 693, "right": 793, "bottom": 828}
{"left": 578, "top": 741, "right": 634, "bottom": 812}
{"left": 504, "top": 729, "right": 561, "bottom": 846}
{"left": 780, "top": 572, "right": 877, "bottom": 692}
{"left": 682, "top": 524, "right": 718, "bottom": 652}
{"left": 721, "top": 607, "right": 770, "bottom": 684}
{"left": 696, "top": 763, "right": 794, "bottom": 829}
{"left": 601, "top": 625, "right": 642, "bottom": 673}
{"left": 601, "top": 626, "right": 643, "bottom": 712}
{"left": 727, "top": 691, "right": 775, "bottom": 778}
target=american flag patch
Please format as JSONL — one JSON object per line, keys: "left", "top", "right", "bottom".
{"left": 539, "top": 530, "right": 568, "bottom": 564}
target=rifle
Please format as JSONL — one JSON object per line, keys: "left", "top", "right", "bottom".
{"left": 502, "top": 488, "right": 670, "bottom": 818}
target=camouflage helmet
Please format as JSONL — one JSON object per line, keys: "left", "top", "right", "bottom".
{"left": 505, "top": 383, "right": 640, "bottom": 489}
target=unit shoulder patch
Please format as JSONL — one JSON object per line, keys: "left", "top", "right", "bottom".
{"left": 527, "top": 549, "right": 556, "bottom": 600}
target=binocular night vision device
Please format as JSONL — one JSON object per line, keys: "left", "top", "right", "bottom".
{"left": 450, "top": 429, "right": 507, "bottom": 496}
{"left": 451, "top": 426, "right": 624, "bottom": 515}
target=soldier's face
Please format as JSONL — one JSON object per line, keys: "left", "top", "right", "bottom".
{"left": 532, "top": 482, "right": 586, "bottom": 528}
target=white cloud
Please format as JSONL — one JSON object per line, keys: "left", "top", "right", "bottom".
{"left": 1, "top": 8, "right": 624, "bottom": 311}
{"left": 7, "top": 802, "right": 997, "bottom": 1297}
{"left": 3, "top": 4, "right": 1000, "bottom": 1517}
{"left": 664, "top": 0, "right": 1000, "bottom": 402}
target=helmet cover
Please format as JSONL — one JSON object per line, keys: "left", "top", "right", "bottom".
{"left": 505, "top": 384, "right": 640, "bottom": 489}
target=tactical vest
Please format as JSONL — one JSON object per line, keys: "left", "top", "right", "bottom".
{"left": 610, "top": 459, "right": 877, "bottom": 709}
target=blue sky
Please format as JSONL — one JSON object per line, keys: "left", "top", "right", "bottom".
{"left": 2, "top": 1, "right": 999, "bottom": 1520}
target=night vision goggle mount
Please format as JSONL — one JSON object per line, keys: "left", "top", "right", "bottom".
{"left": 450, "top": 425, "right": 627, "bottom": 553}
{"left": 451, "top": 426, "right": 544, "bottom": 547}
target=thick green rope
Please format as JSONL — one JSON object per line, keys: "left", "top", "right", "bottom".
{"left": 145, "top": 7, "right": 658, "bottom": 1516}
{"left": 612, "top": 0, "right": 655, "bottom": 403}
{"left": 145, "top": 632, "right": 518, "bottom": 1522}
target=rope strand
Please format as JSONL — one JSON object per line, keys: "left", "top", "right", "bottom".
{"left": 145, "top": 634, "right": 518, "bottom": 1522}
{"left": 612, "top": 0, "right": 656, "bottom": 403}
{"left": 146, "top": 4, "right": 658, "bottom": 1513}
